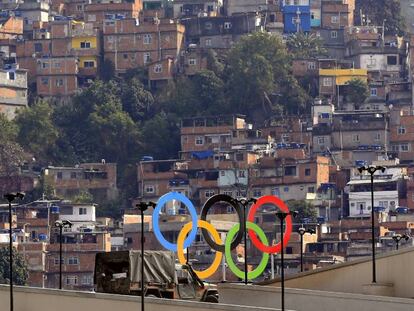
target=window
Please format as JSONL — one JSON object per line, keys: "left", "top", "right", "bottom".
{"left": 205, "top": 22, "right": 212, "bottom": 30}
{"left": 70, "top": 172, "right": 77, "bottom": 179}
{"left": 308, "top": 187, "right": 315, "bottom": 193}
{"left": 284, "top": 186, "right": 289, "bottom": 192}
{"left": 143, "top": 34, "right": 152, "bottom": 44}
{"left": 205, "top": 38, "right": 212, "bottom": 47}
{"left": 83, "top": 61, "right": 95, "bottom": 68}
{"left": 271, "top": 188, "right": 280, "bottom": 196}
{"left": 195, "top": 136, "right": 204, "bottom": 145}
{"left": 8, "top": 72, "right": 15, "bottom": 80}
{"left": 398, "top": 126, "right": 406, "bottom": 135}
{"left": 81, "top": 275, "right": 93, "bottom": 285}
{"left": 68, "top": 257, "right": 79, "bottom": 265}
{"left": 317, "top": 136, "right": 325, "bottom": 145}
{"left": 34, "top": 43, "right": 42, "bottom": 52}
{"left": 235, "top": 153, "right": 244, "bottom": 161}
{"left": 284, "top": 166, "right": 297, "bottom": 176}
{"left": 401, "top": 143, "right": 410, "bottom": 152}
{"left": 54, "top": 62, "right": 61, "bottom": 68}
{"left": 41, "top": 77, "right": 49, "bottom": 85}
{"left": 153, "top": 64, "right": 162, "bottom": 73}
{"left": 144, "top": 53, "right": 151, "bottom": 64}
{"left": 387, "top": 55, "right": 397, "bottom": 65}
{"left": 323, "top": 77, "right": 333, "bottom": 87}
{"left": 308, "top": 62, "right": 316, "bottom": 70}
{"left": 80, "top": 41, "right": 91, "bottom": 49}
{"left": 224, "top": 22, "right": 232, "bottom": 29}
{"left": 223, "top": 191, "right": 233, "bottom": 197}
{"left": 331, "top": 31, "right": 338, "bottom": 39}
{"left": 76, "top": 5, "right": 83, "bottom": 11}
{"left": 205, "top": 190, "right": 215, "bottom": 198}
{"left": 66, "top": 276, "right": 78, "bottom": 286}
{"left": 220, "top": 171, "right": 225, "bottom": 177}
{"left": 79, "top": 208, "right": 87, "bottom": 215}
{"left": 370, "top": 88, "right": 377, "bottom": 96}
{"left": 54, "top": 257, "right": 64, "bottom": 265}
{"left": 145, "top": 185, "right": 155, "bottom": 193}
{"left": 207, "top": 5, "right": 214, "bottom": 12}
{"left": 57, "top": 172, "right": 63, "bottom": 179}
{"left": 305, "top": 168, "right": 311, "bottom": 176}
{"left": 123, "top": 53, "right": 128, "bottom": 59}
{"left": 352, "top": 134, "right": 360, "bottom": 142}
{"left": 378, "top": 201, "right": 388, "bottom": 209}
{"left": 253, "top": 189, "right": 262, "bottom": 197}
{"left": 238, "top": 170, "right": 246, "bottom": 178}
{"left": 42, "top": 62, "right": 49, "bottom": 69}
{"left": 331, "top": 16, "right": 338, "bottom": 23}
{"left": 56, "top": 79, "right": 64, "bottom": 87}
{"left": 189, "top": 58, "right": 197, "bottom": 65}
{"left": 391, "top": 144, "right": 399, "bottom": 152}
{"left": 373, "top": 104, "right": 380, "bottom": 110}
{"left": 374, "top": 133, "right": 381, "bottom": 141}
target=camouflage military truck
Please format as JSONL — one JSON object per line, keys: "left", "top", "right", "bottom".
{"left": 94, "top": 250, "right": 219, "bottom": 303}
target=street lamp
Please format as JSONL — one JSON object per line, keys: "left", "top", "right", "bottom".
{"left": 54, "top": 220, "right": 73, "bottom": 289}
{"left": 392, "top": 234, "right": 409, "bottom": 250}
{"left": 276, "top": 210, "right": 298, "bottom": 311}
{"left": 136, "top": 201, "right": 156, "bottom": 311}
{"left": 4, "top": 192, "right": 24, "bottom": 311}
{"left": 358, "top": 165, "right": 386, "bottom": 283}
{"left": 234, "top": 197, "right": 256, "bottom": 285}
{"left": 297, "top": 227, "right": 316, "bottom": 273}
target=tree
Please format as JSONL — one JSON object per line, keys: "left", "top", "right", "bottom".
{"left": 356, "top": 0, "right": 405, "bottom": 35}
{"left": 72, "top": 190, "right": 94, "bottom": 204}
{"left": 224, "top": 32, "right": 309, "bottom": 121}
{"left": 0, "top": 247, "right": 28, "bottom": 285}
{"left": 99, "top": 58, "right": 116, "bottom": 82}
{"left": 15, "top": 100, "right": 58, "bottom": 164}
{"left": 287, "top": 200, "right": 317, "bottom": 223}
{"left": 141, "top": 112, "right": 180, "bottom": 160}
{"left": 120, "top": 78, "right": 154, "bottom": 122}
{"left": 287, "top": 32, "right": 327, "bottom": 59}
{"left": 343, "top": 78, "right": 370, "bottom": 108}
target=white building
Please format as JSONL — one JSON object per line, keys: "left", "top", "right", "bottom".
{"left": 347, "top": 165, "right": 406, "bottom": 217}
{"left": 59, "top": 204, "right": 96, "bottom": 232}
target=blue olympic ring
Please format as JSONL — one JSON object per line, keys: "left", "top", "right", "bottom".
{"left": 152, "top": 192, "right": 198, "bottom": 251}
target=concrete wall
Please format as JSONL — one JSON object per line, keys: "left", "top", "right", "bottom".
{"left": 219, "top": 283, "right": 414, "bottom": 311}
{"left": 0, "top": 285, "right": 281, "bottom": 311}
{"left": 259, "top": 247, "right": 414, "bottom": 299}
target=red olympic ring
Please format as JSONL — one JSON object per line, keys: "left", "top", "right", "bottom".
{"left": 247, "top": 195, "right": 292, "bottom": 254}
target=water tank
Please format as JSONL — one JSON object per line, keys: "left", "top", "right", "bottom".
{"left": 38, "top": 234, "right": 47, "bottom": 241}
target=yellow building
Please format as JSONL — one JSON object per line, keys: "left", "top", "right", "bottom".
{"left": 319, "top": 68, "right": 368, "bottom": 85}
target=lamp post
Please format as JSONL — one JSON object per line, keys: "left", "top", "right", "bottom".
{"left": 392, "top": 234, "right": 409, "bottom": 250}
{"left": 4, "top": 192, "right": 24, "bottom": 311}
{"left": 54, "top": 220, "right": 73, "bottom": 289}
{"left": 235, "top": 198, "right": 256, "bottom": 285}
{"left": 297, "top": 227, "right": 315, "bottom": 273}
{"left": 276, "top": 211, "right": 298, "bottom": 311}
{"left": 136, "top": 201, "right": 156, "bottom": 311}
{"left": 358, "top": 165, "right": 385, "bottom": 283}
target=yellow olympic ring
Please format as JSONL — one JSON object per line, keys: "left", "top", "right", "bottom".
{"left": 177, "top": 220, "right": 223, "bottom": 279}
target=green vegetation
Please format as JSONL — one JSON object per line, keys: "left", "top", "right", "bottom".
{"left": 356, "top": 0, "right": 406, "bottom": 35}
{"left": 287, "top": 32, "right": 327, "bottom": 59}
{"left": 287, "top": 200, "right": 318, "bottom": 223}
{"left": 0, "top": 247, "right": 29, "bottom": 285}
{"left": 2, "top": 32, "right": 312, "bottom": 217}
{"left": 343, "top": 78, "right": 370, "bottom": 108}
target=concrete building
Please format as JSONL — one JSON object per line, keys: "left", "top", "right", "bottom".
{"left": 282, "top": 0, "right": 311, "bottom": 33}
{"left": 224, "top": 0, "right": 268, "bottom": 16}
{"left": 102, "top": 18, "right": 184, "bottom": 75}
{"left": 321, "top": 0, "right": 355, "bottom": 30}
{"left": 0, "top": 67, "right": 28, "bottom": 119}
{"left": 43, "top": 162, "right": 118, "bottom": 201}
{"left": 84, "top": 0, "right": 143, "bottom": 26}
{"left": 171, "top": 0, "right": 222, "bottom": 18}
{"left": 347, "top": 166, "right": 407, "bottom": 217}
{"left": 15, "top": 0, "right": 50, "bottom": 32}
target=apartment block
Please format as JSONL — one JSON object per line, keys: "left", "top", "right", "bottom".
{"left": 84, "top": 0, "right": 143, "bottom": 26}
{"left": 321, "top": 0, "right": 355, "bottom": 29}
{"left": 103, "top": 18, "right": 184, "bottom": 74}
{"left": 35, "top": 56, "right": 78, "bottom": 96}
{"left": 171, "top": 0, "right": 221, "bottom": 18}
{"left": 0, "top": 16, "right": 23, "bottom": 39}
{"left": 390, "top": 114, "right": 414, "bottom": 162}
{"left": 43, "top": 162, "right": 118, "bottom": 201}
{"left": 0, "top": 64, "right": 27, "bottom": 119}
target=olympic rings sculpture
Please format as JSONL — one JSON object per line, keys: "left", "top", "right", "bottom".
{"left": 152, "top": 192, "right": 293, "bottom": 280}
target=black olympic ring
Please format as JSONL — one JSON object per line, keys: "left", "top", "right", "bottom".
{"left": 200, "top": 194, "right": 245, "bottom": 252}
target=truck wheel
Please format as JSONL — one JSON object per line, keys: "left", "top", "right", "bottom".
{"left": 204, "top": 295, "right": 219, "bottom": 303}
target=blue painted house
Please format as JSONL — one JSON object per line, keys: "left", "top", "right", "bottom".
{"left": 282, "top": 0, "right": 311, "bottom": 33}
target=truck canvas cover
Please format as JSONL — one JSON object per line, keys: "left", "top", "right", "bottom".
{"left": 129, "top": 250, "right": 177, "bottom": 284}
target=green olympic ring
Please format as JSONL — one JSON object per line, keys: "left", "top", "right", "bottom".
{"left": 225, "top": 221, "right": 269, "bottom": 280}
